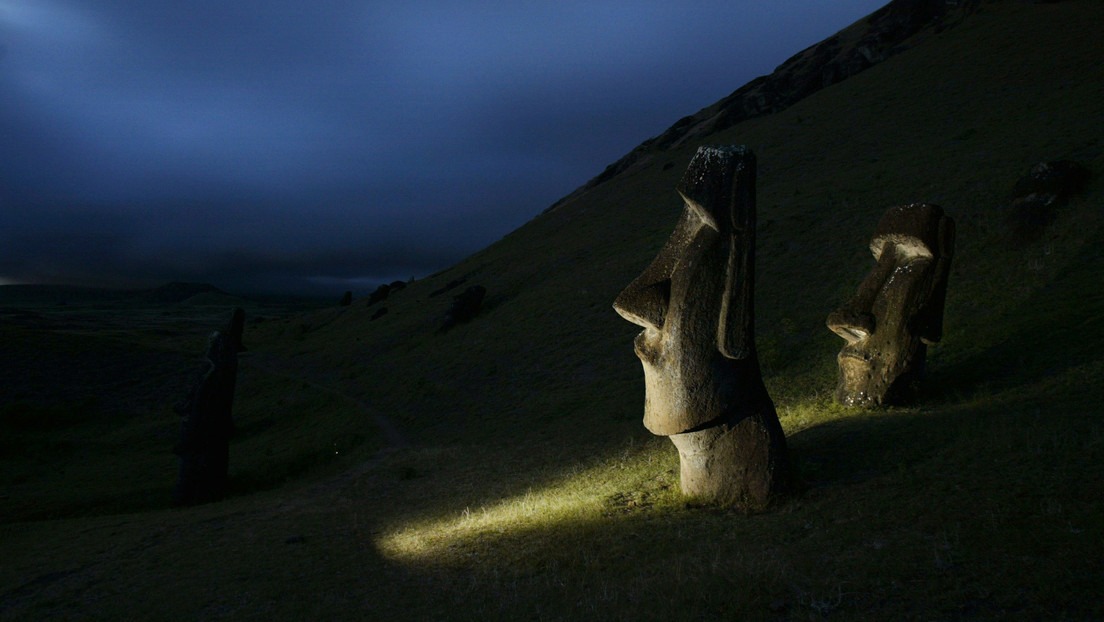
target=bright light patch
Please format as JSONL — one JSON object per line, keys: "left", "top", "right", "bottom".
{"left": 376, "top": 443, "right": 676, "bottom": 562}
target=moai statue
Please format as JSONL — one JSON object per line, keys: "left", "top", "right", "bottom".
{"left": 614, "top": 145, "right": 789, "bottom": 510}
{"left": 440, "top": 285, "right": 487, "bottom": 331}
{"left": 173, "top": 307, "right": 247, "bottom": 505}
{"left": 826, "top": 204, "right": 955, "bottom": 407}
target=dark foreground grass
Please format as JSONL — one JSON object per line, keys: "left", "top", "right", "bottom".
{"left": 1, "top": 366, "right": 1100, "bottom": 620}
{"left": 2, "top": 1, "right": 1103, "bottom": 619}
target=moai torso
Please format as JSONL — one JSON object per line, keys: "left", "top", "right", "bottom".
{"left": 173, "top": 307, "right": 246, "bottom": 505}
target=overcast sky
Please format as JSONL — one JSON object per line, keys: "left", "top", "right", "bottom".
{"left": 1, "top": 0, "right": 886, "bottom": 296}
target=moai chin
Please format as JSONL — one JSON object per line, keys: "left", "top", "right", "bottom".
{"left": 613, "top": 145, "right": 788, "bottom": 510}
{"left": 173, "top": 307, "right": 247, "bottom": 505}
{"left": 826, "top": 204, "right": 955, "bottom": 407}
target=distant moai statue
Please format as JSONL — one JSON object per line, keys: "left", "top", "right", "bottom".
{"left": 173, "top": 307, "right": 247, "bottom": 505}
{"left": 827, "top": 204, "right": 955, "bottom": 407}
{"left": 367, "top": 284, "right": 391, "bottom": 306}
{"left": 440, "top": 285, "right": 487, "bottom": 331}
{"left": 614, "top": 145, "right": 789, "bottom": 510}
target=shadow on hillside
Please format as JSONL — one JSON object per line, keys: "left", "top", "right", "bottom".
{"left": 925, "top": 248, "right": 1103, "bottom": 403}
{"left": 358, "top": 375, "right": 1102, "bottom": 619}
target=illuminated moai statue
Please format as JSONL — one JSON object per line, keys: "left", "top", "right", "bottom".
{"left": 173, "top": 307, "right": 246, "bottom": 505}
{"left": 614, "top": 146, "right": 789, "bottom": 510}
{"left": 827, "top": 204, "right": 955, "bottom": 407}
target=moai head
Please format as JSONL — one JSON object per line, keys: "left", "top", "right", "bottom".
{"left": 225, "top": 307, "right": 247, "bottom": 354}
{"left": 826, "top": 204, "right": 955, "bottom": 406}
{"left": 613, "top": 145, "right": 761, "bottom": 436}
{"left": 613, "top": 146, "right": 788, "bottom": 509}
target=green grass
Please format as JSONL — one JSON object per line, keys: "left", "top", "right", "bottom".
{"left": 2, "top": 1, "right": 1103, "bottom": 619}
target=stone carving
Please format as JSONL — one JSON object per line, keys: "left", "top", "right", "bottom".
{"left": 173, "top": 307, "right": 246, "bottom": 505}
{"left": 1008, "top": 160, "right": 1089, "bottom": 243}
{"left": 367, "top": 284, "right": 391, "bottom": 306}
{"left": 614, "top": 145, "right": 788, "bottom": 510}
{"left": 441, "top": 285, "right": 486, "bottom": 331}
{"left": 827, "top": 204, "right": 955, "bottom": 407}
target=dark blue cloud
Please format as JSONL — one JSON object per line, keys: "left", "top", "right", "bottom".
{"left": 0, "top": 0, "right": 887, "bottom": 294}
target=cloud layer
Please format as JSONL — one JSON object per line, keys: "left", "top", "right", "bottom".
{"left": 0, "top": 1, "right": 886, "bottom": 295}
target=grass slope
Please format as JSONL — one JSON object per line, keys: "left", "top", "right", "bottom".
{"left": 2, "top": 1, "right": 1103, "bottom": 619}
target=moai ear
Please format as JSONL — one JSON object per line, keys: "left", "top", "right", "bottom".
{"left": 917, "top": 214, "right": 956, "bottom": 344}
{"left": 715, "top": 149, "right": 756, "bottom": 360}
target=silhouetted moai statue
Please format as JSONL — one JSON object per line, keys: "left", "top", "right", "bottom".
{"left": 441, "top": 285, "right": 486, "bottom": 331}
{"left": 367, "top": 284, "right": 391, "bottom": 306}
{"left": 827, "top": 204, "right": 955, "bottom": 407}
{"left": 614, "top": 146, "right": 789, "bottom": 510}
{"left": 173, "top": 307, "right": 247, "bottom": 505}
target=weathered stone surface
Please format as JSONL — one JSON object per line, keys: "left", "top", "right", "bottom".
{"left": 173, "top": 307, "right": 246, "bottom": 505}
{"left": 1012, "top": 160, "right": 1089, "bottom": 200}
{"left": 614, "top": 145, "right": 788, "bottom": 510}
{"left": 441, "top": 285, "right": 486, "bottom": 330}
{"left": 1008, "top": 160, "right": 1089, "bottom": 243}
{"left": 827, "top": 204, "right": 954, "bottom": 407}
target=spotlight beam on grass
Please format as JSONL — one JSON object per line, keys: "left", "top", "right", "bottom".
{"left": 375, "top": 441, "right": 679, "bottom": 562}
{"left": 374, "top": 397, "right": 852, "bottom": 562}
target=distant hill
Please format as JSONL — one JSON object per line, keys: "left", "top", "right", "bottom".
{"left": 552, "top": 0, "right": 982, "bottom": 209}
{"left": 3, "top": 2, "right": 1102, "bottom": 619}
{"left": 136, "top": 281, "right": 232, "bottom": 304}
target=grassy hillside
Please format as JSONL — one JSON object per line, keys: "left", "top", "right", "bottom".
{"left": 2, "top": 1, "right": 1102, "bottom": 619}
